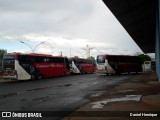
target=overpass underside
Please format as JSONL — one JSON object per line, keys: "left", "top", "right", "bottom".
{"left": 156, "top": 0, "right": 160, "bottom": 81}
{"left": 102, "top": 0, "right": 160, "bottom": 81}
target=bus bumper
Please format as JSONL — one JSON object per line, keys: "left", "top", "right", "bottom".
{"left": 96, "top": 70, "right": 107, "bottom": 74}
{"left": 3, "top": 75, "right": 17, "bottom": 80}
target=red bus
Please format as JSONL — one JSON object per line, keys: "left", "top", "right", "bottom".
{"left": 69, "top": 58, "right": 95, "bottom": 74}
{"left": 96, "top": 54, "right": 142, "bottom": 75}
{"left": 2, "top": 53, "right": 70, "bottom": 80}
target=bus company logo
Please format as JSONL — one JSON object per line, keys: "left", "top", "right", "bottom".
{"left": 36, "top": 64, "right": 50, "bottom": 68}
{"left": 51, "top": 64, "right": 63, "bottom": 68}
{"left": 36, "top": 64, "right": 63, "bottom": 68}
{"left": 2, "top": 112, "right": 11, "bottom": 117}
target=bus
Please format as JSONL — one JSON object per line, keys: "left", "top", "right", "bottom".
{"left": 143, "top": 61, "right": 152, "bottom": 72}
{"left": 2, "top": 53, "right": 70, "bottom": 80}
{"left": 69, "top": 58, "right": 95, "bottom": 74}
{"left": 96, "top": 54, "right": 142, "bottom": 75}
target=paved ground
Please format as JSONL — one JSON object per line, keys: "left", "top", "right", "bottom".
{"left": 0, "top": 74, "right": 135, "bottom": 120}
{"left": 1, "top": 72, "right": 159, "bottom": 120}
{"left": 63, "top": 72, "right": 160, "bottom": 120}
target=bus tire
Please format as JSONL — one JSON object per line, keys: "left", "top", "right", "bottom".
{"left": 37, "top": 74, "right": 42, "bottom": 80}
{"left": 80, "top": 70, "right": 85, "bottom": 74}
{"left": 115, "top": 68, "right": 121, "bottom": 75}
{"left": 91, "top": 71, "right": 94, "bottom": 74}
{"left": 31, "top": 74, "right": 36, "bottom": 80}
{"left": 62, "top": 71, "right": 66, "bottom": 76}
{"left": 82, "top": 70, "right": 85, "bottom": 74}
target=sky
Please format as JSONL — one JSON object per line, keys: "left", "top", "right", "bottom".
{"left": 0, "top": 0, "right": 143, "bottom": 58}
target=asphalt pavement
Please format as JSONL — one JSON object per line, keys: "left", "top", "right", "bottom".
{"left": 63, "top": 72, "right": 160, "bottom": 120}
{"left": 0, "top": 74, "right": 135, "bottom": 120}
{"left": 2, "top": 73, "right": 158, "bottom": 120}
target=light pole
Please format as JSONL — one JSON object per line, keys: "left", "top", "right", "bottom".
{"left": 20, "top": 41, "right": 34, "bottom": 53}
{"left": 20, "top": 41, "right": 46, "bottom": 53}
{"left": 33, "top": 42, "right": 45, "bottom": 53}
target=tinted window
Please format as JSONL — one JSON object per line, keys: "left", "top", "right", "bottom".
{"left": 4, "top": 60, "right": 15, "bottom": 64}
{"left": 97, "top": 55, "right": 105, "bottom": 63}
{"left": 3, "top": 54, "right": 15, "bottom": 59}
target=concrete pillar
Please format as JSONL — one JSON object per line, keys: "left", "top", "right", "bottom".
{"left": 156, "top": 0, "right": 160, "bottom": 81}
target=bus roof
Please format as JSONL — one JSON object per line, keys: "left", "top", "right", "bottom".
{"left": 97, "top": 54, "right": 138, "bottom": 57}
{"left": 5, "top": 52, "right": 66, "bottom": 58}
{"left": 70, "top": 57, "right": 94, "bottom": 61}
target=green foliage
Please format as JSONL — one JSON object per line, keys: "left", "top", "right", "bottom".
{"left": 87, "top": 56, "right": 95, "bottom": 60}
{"left": 0, "top": 49, "right": 7, "bottom": 71}
{"left": 138, "top": 54, "right": 151, "bottom": 63}
{"left": 0, "top": 71, "right": 2, "bottom": 76}
{"left": 74, "top": 56, "right": 79, "bottom": 58}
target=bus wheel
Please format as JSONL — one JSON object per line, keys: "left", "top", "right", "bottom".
{"left": 92, "top": 70, "right": 95, "bottom": 74}
{"left": 31, "top": 75, "right": 36, "bottom": 80}
{"left": 62, "top": 72, "right": 65, "bottom": 76}
{"left": 37, "top": 74, "right": 42, "bottom": 80}
{"left": 106, "top": 73, "right": 109, "bottom": 76}
{"left": 82, "top": 71, "right": 85, "bottom": 74}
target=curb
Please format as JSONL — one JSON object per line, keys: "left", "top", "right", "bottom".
{"left": 0, "top": 78, "right": 9, "bottom": 83}
{"left": 142, "top": 94, "right": 160, "bottom": 107}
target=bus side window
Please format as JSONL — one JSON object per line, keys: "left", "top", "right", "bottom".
{"left": 44, "top": 58, "right": 48, "bottom": 63}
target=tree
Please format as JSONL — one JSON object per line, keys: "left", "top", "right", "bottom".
{"left": 0, "top": 49, "right": 7, "bottom": 73}
{"left": 74, "top": 56, "right": 79, "bottom": 59}
{"left": 87, "top": 56, "right": 95, "bottom": 60}
{"left": 138, "top": 54, "right": 151, "bottom": 63}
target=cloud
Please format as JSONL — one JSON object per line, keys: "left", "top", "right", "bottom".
{"left": 0, "top": 0, "right": 143, "bottom": 58}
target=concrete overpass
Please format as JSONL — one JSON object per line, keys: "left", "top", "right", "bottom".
{"left": 102, "top": 0, "right": 160, "bottom": 81}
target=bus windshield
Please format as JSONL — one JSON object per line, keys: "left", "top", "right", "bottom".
{"left": 3, "top": 54, "right": 15, "bottom": 70}
{"left": 97, "top": 55, "right": 105, "bottom": 63}
{"left": 3, "top": 54, "right": 15, "bottom": 59}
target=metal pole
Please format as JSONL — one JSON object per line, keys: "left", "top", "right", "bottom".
{"left": 70, "top": 48, "right": 71, "bottom": 58}
{"left": 33, "top": 42, "right": 45, "bottom": 53}
{"left": 20, "top": 41, "right": 34, "bottom": 53}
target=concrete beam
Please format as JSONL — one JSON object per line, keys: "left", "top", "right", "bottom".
{"left": 156, "top": 0, "right": 160, "bottom": 81}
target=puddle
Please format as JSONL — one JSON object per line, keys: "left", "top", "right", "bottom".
{"left": 80, "top": 85, "right": 88, "bottom": 88}
{"left": 90, "top": 91, "right": 107, "bottom": 97}
{"left": 118, "top": 90, "right": 135, "bottom": 93}
{"left": 21, "top": 99, "right": 26, "bottom": 101}
{"left": 95, "top": 89, "right": 106, "bottom": 91}
{"left": 32, "top": 96, "right": 49, "bottom": 102}
{"left": 90, "top": 93, "right": 103, "bottom": 97}
{"left": 27, "top": 86, "right": 53, "bottom": 91}
{"left": 0, "top": 92, "right": 18, "bottom": 99}
{"left": 64, "top": 84, "right": 72, "bottom": 87}
{"left": 93, "top": 82, "right": 98, "bottom": 85}
{"left": 91, "top": 95, "right": 142, "bottom": 109}
{"left": 58, "top": 84, "right": 72, "bottom": 87}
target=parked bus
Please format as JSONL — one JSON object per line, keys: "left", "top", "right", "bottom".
{"left": 2, "top": 53, "right": 70, "bottom": 80}
{"left": 143, "top": 61, "right": 152, "bottom": 71}
{"left": 69, "top": 58, "right": 95, "bottom": 74}
{"left": 96, "top": 54, "right": 142, "bottom": 75}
